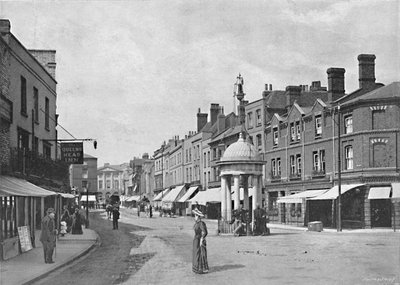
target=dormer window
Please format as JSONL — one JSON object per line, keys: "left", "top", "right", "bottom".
{"left": 290, "top": 123, "right": 296, "bottom": 142}
{"left": 315, "top": 115, "right": 322, "bottom": 137}
{"left": 273, "top": 127, "right": 279, "bottom": 146}
{"left": 296, "top": 121, "right": 301, "bottom": 140}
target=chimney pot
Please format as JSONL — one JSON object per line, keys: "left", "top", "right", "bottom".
{"left": 269, "top": 84, "right": 272, "bottom": 91}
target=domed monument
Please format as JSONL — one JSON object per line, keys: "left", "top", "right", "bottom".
{"left": 217, "top": 133, "right": 265, "bottom": 223}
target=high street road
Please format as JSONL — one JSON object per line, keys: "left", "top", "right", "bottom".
{"left": 36, "top": 208, "right": 399, "bottom": 285}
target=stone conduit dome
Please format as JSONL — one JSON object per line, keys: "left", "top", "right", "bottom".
{"left": 221, "top": 133, "right": 261, "bottom": 162}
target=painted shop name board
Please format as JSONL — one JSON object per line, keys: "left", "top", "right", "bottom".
{"left": 61, "top": 142, "right": 84, "bottom": 164}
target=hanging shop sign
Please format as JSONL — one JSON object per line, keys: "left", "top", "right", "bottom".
{"left": 61, "top": 142, "right": 84, "bottom": 164}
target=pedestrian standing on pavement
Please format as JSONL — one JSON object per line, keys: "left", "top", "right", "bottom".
{"left": 71, "top": 208, "right": 83, "bottom": 234}
{"left": 192, "top": 208, "right": 209, "bottom": 274}
{"left": 149, "top": 204, "right": 153, "bottom": 218}
{"left": 112, "top": 206, "right": 120, "bottom": 230}
{"left": 254, "top": 204, "right": 266, "bottom": 235}
{"left": 39, "top": 208, "right": 58, "bottom": 264}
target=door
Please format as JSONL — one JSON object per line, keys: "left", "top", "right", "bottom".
{"left": 371, "top": 199, "right": 391, "bottom": 227}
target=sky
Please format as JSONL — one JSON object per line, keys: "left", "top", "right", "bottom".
{"left": 1, "top": 0, "right": 399, "bottom": 166}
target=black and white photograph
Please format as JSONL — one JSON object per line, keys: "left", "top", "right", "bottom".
{"left": 0, "top": 0, "right": 399, "bottom": 284}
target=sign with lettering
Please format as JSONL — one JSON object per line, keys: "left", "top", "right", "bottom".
{"left": 18, "top": 226, "right": 33, "bottom": 252}
{"left": 61, "top": 142, "right": 84, "bottom": 164}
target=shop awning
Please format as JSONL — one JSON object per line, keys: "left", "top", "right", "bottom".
{"left": 178, "top": 186, "right": 199, "bottom": 203}
{"left": 80, "top": 195, "right": 96, "bottom": 202}
{"left": 126, "top": 195, "right": 140, "bottom": 202}
{"left": 153, "top": 188, "right": 170, "bottom": 201}
{"left": 189, "top": 187, "right": 221, "bottom": 206}
{"left": 59, "top": 193, "right": 75, "bottom": 199}
{"left": 162, "top": 185, "right": 186, "bottom": 202}
{"left": 391, "top": 183, "right": 400, "bottom": 199}
{"left": 0, "top": 176, "right": 58, "bottom": 197}
{"left": 277, "top": 190, "right": 328, "bottom": 204}
{"left": 368, "top": 187, "right": 391, "bottom": 199}
{"left": 310, "top": 184, "right": 364, "bottom": 200}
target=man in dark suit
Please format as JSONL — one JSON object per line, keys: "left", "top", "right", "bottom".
{"left": 112, "top": 206, "right": 120, "bottom": 230}
{"left": 39, "top": 208, "right": 57, "bottom": 263}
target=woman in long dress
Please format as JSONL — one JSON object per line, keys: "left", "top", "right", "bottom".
{"left": 71, "top": 208, "right": 83, "bottom": 234}
{"left": 192, "top": 208, "right": 209, "bottom": 274}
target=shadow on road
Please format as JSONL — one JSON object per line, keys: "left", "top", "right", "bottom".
{"left": 210, "top": 264, "right": 245, "bottom": 273}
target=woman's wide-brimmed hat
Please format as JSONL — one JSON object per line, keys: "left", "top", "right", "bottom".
{"left": 192, "top": 208, "right": 204, "bottom": 217}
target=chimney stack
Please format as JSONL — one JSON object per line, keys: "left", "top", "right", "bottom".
{"left": 210, "top": 103, "right": 219, "bottom": 125}
{"left": 197, "top": 108, "right": 208, "bottom": 132}
{"left": 29, "top": 50, "right": 57, "bottom": 80}
{"left": 327, "top": 68, "right": 345, "bottom": 102}
{"left": 285, "top": 86, "right": 302, "bottom": 109}
{"left": 0, "top": 19, "right": 11, "bottom": 43}
{"left": 358, "top": 54, "right": 376, "bottom": 90}
{"left": 262, "top": 84, "right": 270, "bottom": 97}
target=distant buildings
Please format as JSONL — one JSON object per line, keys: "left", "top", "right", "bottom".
{"left": 69, "top": 154, "right": 98, "bottom": 203}
{"left": 97, "top": 162, "right": 131, "bottom": 204}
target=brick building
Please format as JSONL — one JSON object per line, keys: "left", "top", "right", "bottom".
{"left": 0, "top": 19, "right": 70, "bottom": 260}
{"left": 264, "top": 54, "right": 400, "bottom": 229}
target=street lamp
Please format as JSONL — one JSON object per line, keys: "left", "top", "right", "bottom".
{"left": 337, "top": 105, "right": 342, "bottom": 232}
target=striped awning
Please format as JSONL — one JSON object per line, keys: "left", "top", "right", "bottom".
{"left": 178, "top": 186, "right": 199, "bottom": 203}
{"left": 0, "top": 176, "right": 58, "bottom": 197}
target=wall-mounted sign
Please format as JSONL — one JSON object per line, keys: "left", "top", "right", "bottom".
{"left": 61, "top": 142, "right": 83, "bottom": 164}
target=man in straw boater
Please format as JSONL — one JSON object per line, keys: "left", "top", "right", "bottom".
{"left": 40, "top": 208, "right": 58, "bottom": 264}
{"left": 192, "top": 208, "right": 209, "bottom": 274}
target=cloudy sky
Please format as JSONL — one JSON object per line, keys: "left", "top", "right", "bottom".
{"left": 1, "top": 0, "right": 399, "bottom": 166}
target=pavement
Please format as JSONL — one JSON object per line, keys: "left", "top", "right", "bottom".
{"left": 0, "top": 227, "right": 99, "bottom": 285}
{"left": 0, "top": 209, "right": 397, "bottom": 285}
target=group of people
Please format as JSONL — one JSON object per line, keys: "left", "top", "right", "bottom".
{"left": 60, "top": 206, "right": 85, "bottom": 235}
{"left": 40, "top": 205, "right": 86, "bottom": 264}
{"left": 230, "top": 204, "right": 270, "bottom": 236}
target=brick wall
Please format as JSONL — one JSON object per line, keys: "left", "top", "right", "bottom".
{"left": 0, "top": 37, "right": 11, "bottom": 172}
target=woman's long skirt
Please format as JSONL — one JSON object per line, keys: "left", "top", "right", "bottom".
{"left": 192, "top": 237, "right": 209, "bottom": 274}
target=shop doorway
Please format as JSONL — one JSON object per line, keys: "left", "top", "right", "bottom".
{"left": 371, "top": 199, "right": 392, "bottom": 227}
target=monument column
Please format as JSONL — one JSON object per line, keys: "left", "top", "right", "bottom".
{"left": 233, "top": 175, "right": 240, "bottom": 210}
{"left": 243, "top": 175, "right": 249, "bottom": 211}
{"left": 226, "top": 176, "right": 232, "bottom": 221}
{"left": 220, "top": 175, "right": 227, "bottom": 220}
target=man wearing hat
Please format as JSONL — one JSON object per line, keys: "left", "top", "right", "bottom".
{"left": 39, "top": 208, "right": 58, "bottom": 264}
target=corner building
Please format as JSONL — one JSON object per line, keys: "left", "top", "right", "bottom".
{"left": 264, "top": 54, "right": 400, "bottom": 229}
